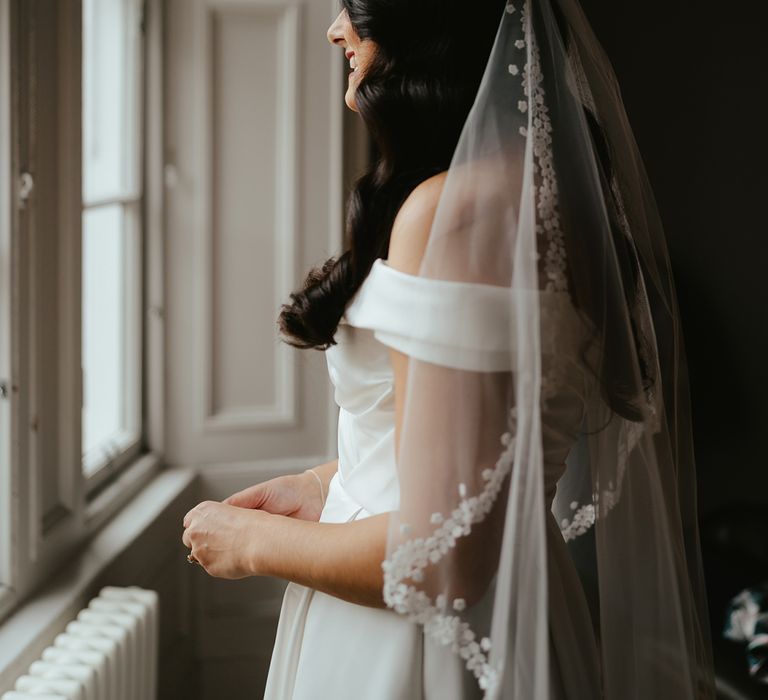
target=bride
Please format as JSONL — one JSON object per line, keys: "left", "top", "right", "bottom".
{"left": 182, "top": 1, "right": 716, "bottom": 697}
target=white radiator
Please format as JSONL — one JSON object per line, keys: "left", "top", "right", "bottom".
{"left": 1, "top": 586, "right": 159, "bottom": 700}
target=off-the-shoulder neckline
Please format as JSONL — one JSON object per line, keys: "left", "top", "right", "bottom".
{"left": 371, "top": 257, "right": 568, "bottom": 297}
{"left": 372, "top": 258, "right": 510, "bottom": 289}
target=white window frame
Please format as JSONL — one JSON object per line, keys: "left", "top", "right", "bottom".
{"left": 0, "top": 0, "right": 14, "bottom": 618}
{"left": 0, "top": 0, "right": 165, "bottom": 623}
{"left": 81, "top": 0, "right": 145, "bottom": 495}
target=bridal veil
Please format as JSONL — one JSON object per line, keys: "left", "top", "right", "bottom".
{"left": 377, "top": 1, "right": 716, "bottom": 697}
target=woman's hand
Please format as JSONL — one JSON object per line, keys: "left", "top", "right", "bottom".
{"left": 222, "top": 472, "right": 324, "bottom": 521}
{"left": 182, "top": 498, "right": 391, "bottom": 606}
{"left": 223, "top": 460, "right": 337, "bottom": 521}
{"left": 182, "top": 500, "right": 273, "bottom": 579}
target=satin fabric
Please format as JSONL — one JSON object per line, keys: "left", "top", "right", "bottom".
{"left": 263, "top": 259, "right": 599, "bottom": 699}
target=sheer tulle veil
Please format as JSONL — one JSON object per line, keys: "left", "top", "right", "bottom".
{"left": 378, "top": 1, "right": 716, "bottom": 697}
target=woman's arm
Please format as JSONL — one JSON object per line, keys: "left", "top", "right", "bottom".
{"left": 254, "top": 510, "right": 390, "bottom": 609}
{"left": 182, "top": 500, "right": 390, "bottom": 608}
{"left": 307, "top": 457, "right": 338, "bottom": 503}
{"left": 382, "top": 173, "right": 510, "bottom": 607}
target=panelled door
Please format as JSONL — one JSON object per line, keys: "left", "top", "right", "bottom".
{"left": 165, "top": 0, "right": 345, "bottom": 468}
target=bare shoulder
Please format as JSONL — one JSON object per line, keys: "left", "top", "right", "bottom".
{"left": 387, "top": 171, "right": 448, "bottom": 275}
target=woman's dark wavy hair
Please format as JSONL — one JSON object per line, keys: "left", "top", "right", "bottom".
{"left": 278, "top": 0, "right": 507, "bottom": 350}
{"left": 279, "top": 0, "right": 654, "bottom": 424}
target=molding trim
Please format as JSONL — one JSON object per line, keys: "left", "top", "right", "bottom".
{"left": 195, "top": 453, "right": 332, "bottom": 489}
{"left": 145, "top": 0, "right": 166, "bottom": 456}
{"left": 197, "top": 0, "right": 301, "bottom": 434}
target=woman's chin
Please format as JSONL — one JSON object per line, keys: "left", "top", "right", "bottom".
{"left": 344, "top": 87, "right": 359, "bottom": 112}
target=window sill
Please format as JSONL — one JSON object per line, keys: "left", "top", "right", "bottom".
{"left": 0, "top": 458, "right": 198, "bottom": 694}
{"left": 84, "top": 451, "right": 164, "bottom": 532}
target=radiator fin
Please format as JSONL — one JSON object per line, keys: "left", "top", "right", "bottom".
{"left": 2, "top": 586, "right": 158, "bottom": 700}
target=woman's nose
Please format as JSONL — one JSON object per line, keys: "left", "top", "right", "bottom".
{"left": 327, "top": 11, "right": 345, "bottom": 46}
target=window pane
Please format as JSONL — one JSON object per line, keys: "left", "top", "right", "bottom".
{"left": 82, "top": 205, "right": 128, "bottom": 473}
{"left": 82, "top": 0, "right": 142, "bottom": 478}
{"left": 83, "top": 0, "right": 140, "bottom": 203}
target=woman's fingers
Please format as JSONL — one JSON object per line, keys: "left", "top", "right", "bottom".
{"left": 224, "top": 484, "right": 267, "bottom": 509}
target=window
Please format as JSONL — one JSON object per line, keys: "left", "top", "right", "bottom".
{"left": 81, "top": 0, "right": 143, "bottom": 486}
{"left": 0, "top": 0, "right": 157, "bottom": 621}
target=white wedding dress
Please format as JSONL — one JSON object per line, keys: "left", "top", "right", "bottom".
{"left": 263, "top": 259, "right": 601, "bottom": 700}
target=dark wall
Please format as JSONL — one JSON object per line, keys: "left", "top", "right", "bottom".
{"left": 580, "top": 0, "right": 768, "bottom": 515}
